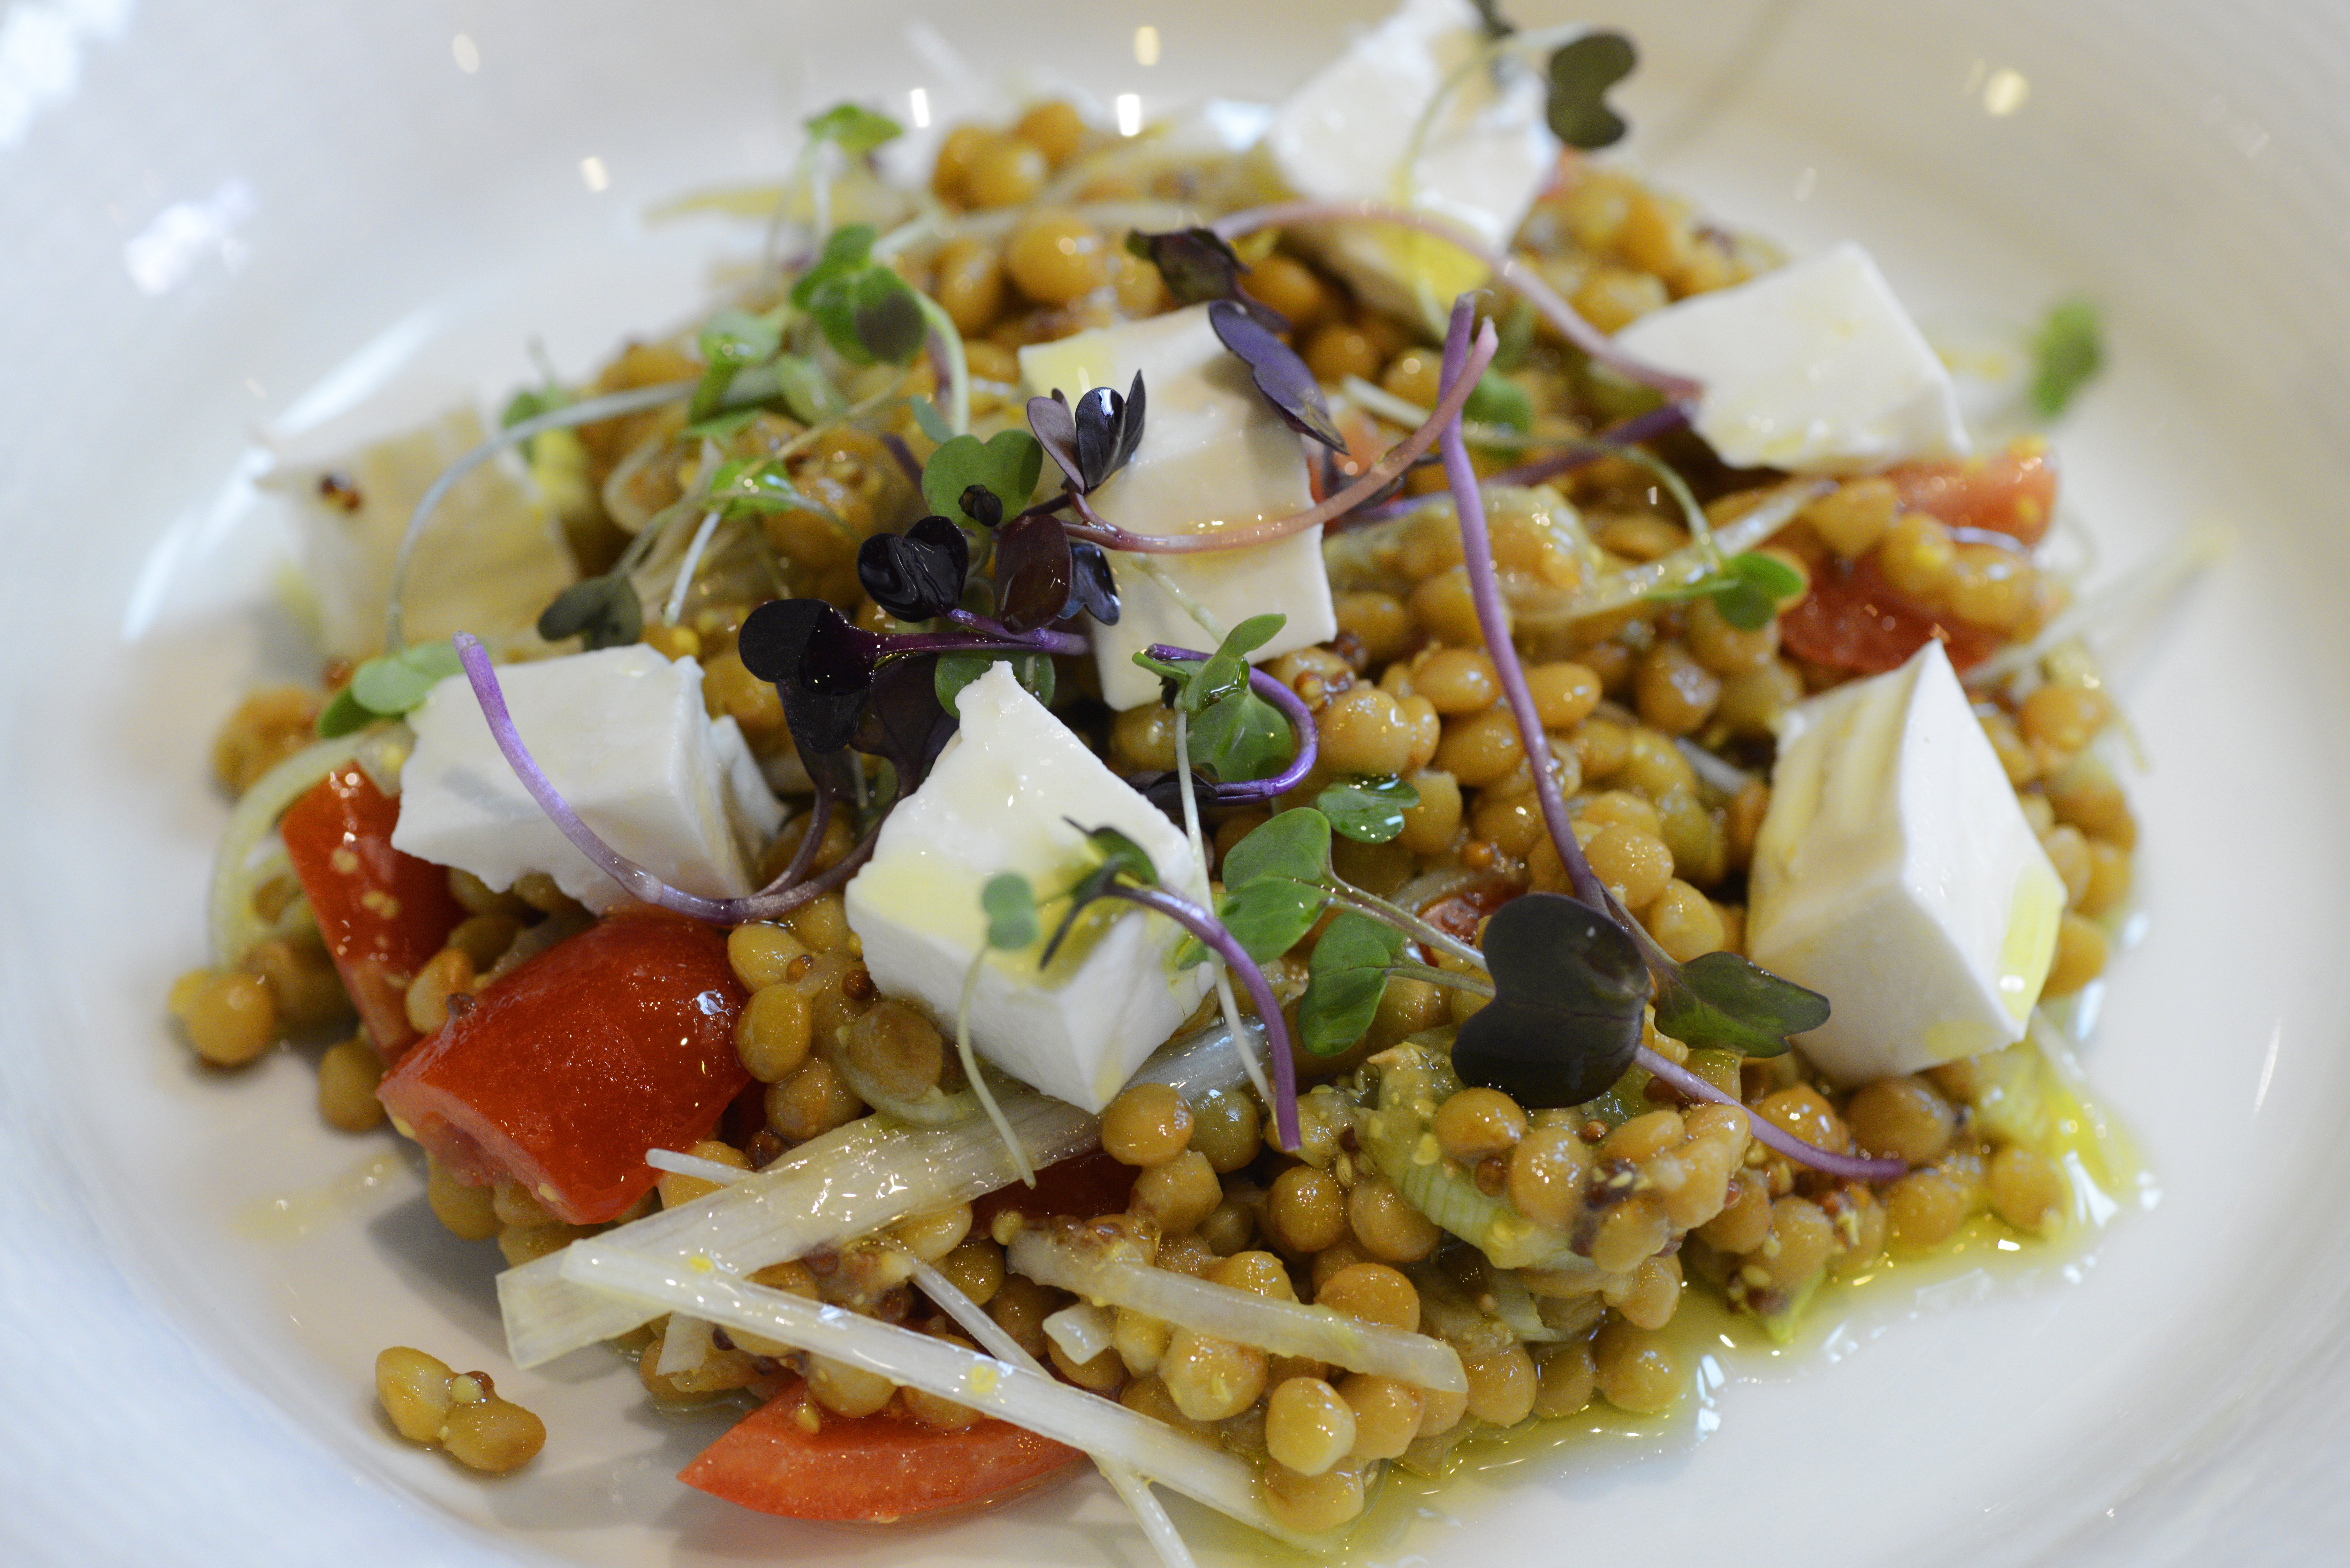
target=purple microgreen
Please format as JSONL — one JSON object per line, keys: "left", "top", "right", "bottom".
{"left": 991, "top": 510, "right": 1076, "bottom": 632}
{"left": 1027, "top": 375, "right": 1146, "bottom": 495}
{"left": 853, "top": 653, "right": 957, "bottom": 786}
{"left": 536, "top": 573, "right": 643, "bottom": 651}
{"left": 1067, "top": 539, "right": 1121, "bottom": 625}
{"left": 738, "top": 598, "right": 885, "bottom": 757}
{"left": 1544, "top": 32, "right": 1637, "bottom": 149}
{"left": 921, "top": 430, "right": 1043, "bottom": 528}
{"left": 1313, "top": 775, "right": 1419, "bottom": 843}
{"left": 1450, "top": 893, "right": 1646, "bottom": 1104}
{"left": 450, "top": 632, "right": 877, "bottom": 924}
{"left": 1103, "top": 879, "right": 1301, "bottom": 1151}
{"left": 857, "top": 514, "right": 970, "bottom": 622}
{"left": 1211, "top": 199, "right": 1700, "bottom": 403}
{"left": 1207, "top": 299, "right": 1346, "bottom": 454}
{"left": 1124, "top": 227, "right": 1249, "bottom": 309}
{"left": 1056, "top": 327, "right": 1498, "bottom": 556}
{"left": 1298, "top": 911, "right": 1409, "bottom": 1056}
{"left": 1636, "top": 1046, "right": 1907, "bottom": 1182}
{"left": 944, "top": 608, "right": 1088, "bottom": 655}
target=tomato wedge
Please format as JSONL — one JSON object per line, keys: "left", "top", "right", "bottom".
{"left": 1886, "top": 439, "right": 2058, "bottom": 546}
{"left": 682, "top": 1379, "right": 1082, "bottom": 1523}
{"left": 972, "top": 1148, "right": 1138, "bottom": 1233}
{"left": 280, "top": 765, "right": 465, "bottom": 1061}
{"left": 377, "top": 911, "right": 749, "bottom": 1224}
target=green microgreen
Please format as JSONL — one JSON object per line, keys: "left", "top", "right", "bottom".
{"left": 534, "top": 573, "right": 644, "bottom": 652}
{"left": 803, "top": 102, "right": 903, "bottom": 156}
{"left": 980, "top": 871, "right": 1040, "bottom": 952}
{"left": 1133, "top": 613, "right": 1294, "bottom": 784}
{"left": 1648, "top": 549, "right": 1807, "bottom": 630}
{"left": 1038, "top": 822, "right": 1162, "bottom": 966}
{"left": 1649, "top": 950, "right": 1825, "bottom": 1058}
{"left": 1544, "top": 32, "right": 1637, "bottom": 149}
{"left": 499, "top": 383, "right": 571, "bottom": 460}
{"left": 316, "top": 640, "right": 465, "bottom": 737}
{"left": 1298, "top": 911, "right": 1408, "bottom": 1055}
{"left": 1313, "top": 775, "right": 1420, "bottom": 843}
{"left": 922, "top": 430, "right": 1045, "bottom": 528}
{"left": 790, "top": 224, "right": 926, "bottom": 366}
{"left": 2030, "top": 297, "right": 2103, "bottom": 419}
{"left": 935, "top": 647, "right": 1054, "bottom": 711}
{"left": 1462, "top": 372, "right": 1531, "bottom": 433}
{"left": 909, "top": 394, "right": 955, "bottom": 444}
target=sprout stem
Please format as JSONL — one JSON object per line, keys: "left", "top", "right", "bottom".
{"left": 1141, "top": 644, "right": 1319, "bottom": 803}
{"left": 1105, "top": 883, "right": 1299, "bottom": 1152}
{"left": 1635, "top": 1046, "right": 1907, "bottom": 1182}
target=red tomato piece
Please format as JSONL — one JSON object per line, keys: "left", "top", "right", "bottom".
{"left": 1419, "top": 876, "right": 1521, "bottom": 943}
{"left": 1779, "top": 552, "right": 2006, "bottom": 676}
{"left": 280, "top": 765, "right": 465, "bottom": 1061}
{"left": 377, "top": 912, "right": 749, "bottom": 1224}
{"left": 682, "top": 1380, "right": 1081, "bottom": 1523}
{"left": 1885, "top": 439, "right": 2058, "bottom": 545}
{"left": 972, "top": 1148, "right": 1138, "bottom": 1233}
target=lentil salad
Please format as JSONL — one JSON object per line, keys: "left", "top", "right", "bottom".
{"left": 172, "top": 9, "right": 2144, "bottom": 1552}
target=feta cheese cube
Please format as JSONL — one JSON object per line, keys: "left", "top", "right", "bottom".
{"left": 392, "top": 645, "right": 783, "bottom": 913}
{"left": 1747, "top": 642, "right": 2065, "bottom": 1085}
{"left": 1019, "top": 305, "right": 1334, "bottom": 710}
{"left": 1611, "top": 242, "right": 1970, "bottom": 474}
{"left": 843, "top": 663, "right": 1213, "bottom": 1111}
{"left": 1262, "top": 0, "right": 1561, "bottom": 319}
{"left": 266, "top": 405, "right": 578, "bottom": 660}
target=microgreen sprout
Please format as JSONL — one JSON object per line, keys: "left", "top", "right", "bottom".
{"left": 315, "top": 641, "right": 464, "bottom": 737}
{"left": 535, "top": 574, "right": 644, "bottom": 652}
{"left": 1206, "top": 300, "right": 1347, "bottom": 453}
{"left": 2030, "top": 297, "right": 2103, "bottom": 419}
{"left": 1311, "top": 775, "right": 1419, "bottom": 844}
{"left": 1029, "top": 377, "right": 1147, "bottom": 497}
{"left": 791, "top": 223, "right": 927, "bottom": 366}
{"left": 1124, "top": 227, "right": 1270, "bottom": 319}
{"left": 1127, "top": 629, "right": 1319, "bottom": 812}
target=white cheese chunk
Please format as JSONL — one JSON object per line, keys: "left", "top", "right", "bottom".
{"left": 1747, "top": 642, "right": 2064, "bottom": 1086}
{"left": 1019, "top": 305, "right": 1333, "bottom": 710}
{"left": 1262, "top": 0, "right": 1561, "bottom": 319}
{"left": 843, "top": 663, "right": 1213, "bottom": 1112}
{"left": 392, "top": 645, "right": 783, "bottom": 913}
{"left": 1611, "top": 242, "right": 1970, "bottom": 474}
{"left": 265, "top": 405, "right": 578, "bottom": 661}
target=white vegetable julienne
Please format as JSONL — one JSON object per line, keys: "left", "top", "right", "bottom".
{"left": 1042, "top": 1301, "right": 1118, "bottom": 1366}
{"left": 653, "top": 1312, "right": 717, "bottom": 1378}
{"left": 906, "top": 1256, "right": 1201, "bottom": 1568}
{"left": 499, "top": 1022, "right": 1258, "bottom": 1367}
{"left": 558, "top": 1247, "right": 1317, "bottom": 1549}
{"left": 642, "top": 1148, "right": 751, "bottom": 1186}
{"left": 1007, "top": 1226, "right": 1467, "bottom": 1394}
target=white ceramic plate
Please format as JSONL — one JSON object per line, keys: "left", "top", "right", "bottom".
{"left": 8, "top": 1, "right": 2350, "bottom": 1563}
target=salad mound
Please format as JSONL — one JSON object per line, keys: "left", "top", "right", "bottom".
{"left": 174, "top": 1, "right": 2143, "bottom": 1550}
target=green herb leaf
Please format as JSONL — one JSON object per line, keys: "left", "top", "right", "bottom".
{"left": 790, "top": 224, "right": 927, "bottom": 366}
{"left": 981, "top": 871, "right": 1040, "bottom": 951}
{"left": 699, "top": 306, "right": 783, "bottom": 369}
{"left": 1314, "top": 775, "right": 1421, "bottom": 843}
{"left": 909, "top": 394, "right": 955, "bottom": 444}
{"left": 679, "top": 407, "right": 767, "bottom": 442}
{"left": 536, "top": 574, "right": 644, "bottom": 651}
{"left": 705, "top": 459, "right": 816, "bottom": 521}
{"left": 318, "top": 641, "right": 466, "bottom": 736}
{"left": 935, "top": 648, "right": 1053, "bottom": 711}
{"left": 1215, "top": 876, "right": 1329, "bottom": 965}
{"left": 1651, "top": 950, "right": 1827, "bottom": 1058}
{"left": 1648, "top": 550, "right": 1806, "bottom": 630}
{"left": 1545, "top": 31, "right": 1637, "bottom": 150}
{"left": 1223, "top": 807, "right": 1335, "bottom": 889}
{"left": 1080, "top": 823, "right": 1158, "bottom": 887}
{"left": 2029, "top": 298, "right": 2103, "bottom": 419}
{"left": 1463, "top": 372, "right": 1531, "bottom": 433}
{"left": 922, "top": 430, "right": 1045, "bottom": 527}
{"left": 1298, "top": 911, "right": 1407, "bottom": 1055}
{"left": 1188, "top": 687, "right": 1292, "bottom": 782}
{"left": 774, "top": 355, "right": 849, "bottom": 425}
{"left": 804, "top": 102, "right": 904, "bottom": 156}
{"left": 500, "top": 385, "right": 570, "bottom": 459}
